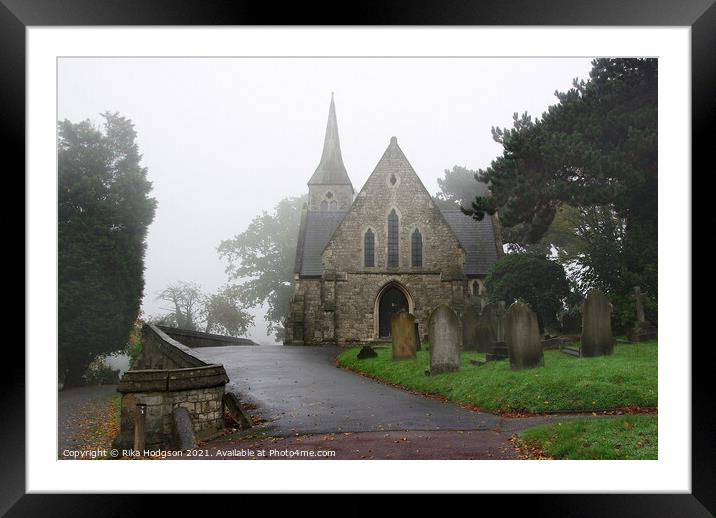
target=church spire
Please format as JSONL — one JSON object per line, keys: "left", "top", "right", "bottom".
{"left": 308, "top": 94, "right": 353, "bottom": 190}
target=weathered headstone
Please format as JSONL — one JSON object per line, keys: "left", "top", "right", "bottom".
{"left": 414, "top": 322, "right": 421, "bottom": 351}
{"left": 391, "top": 311, "right": 417, "bottom": 360}
{"left": 461, "top": 303, "right": 481, "bottom": 351}
{"left": 476, "top": 302, "right": 498, "bottom": 354}
{"left": 428, "top": 305, "right": 460, "bottom": 374}
{"left": 504, "top": 300, "right": 544, "bottom": 370}
{"left": 626, "top": 286, "right": 658, "bottom": 342}
{"left": 581, "top": 289, "right": 614, "bottom": 357}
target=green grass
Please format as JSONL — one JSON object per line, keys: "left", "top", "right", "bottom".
{"left": 519, "top": 415, "right": 658, "bottom": 459}
{"left": 337, "top": 342, "right": 657, "bottom": 413}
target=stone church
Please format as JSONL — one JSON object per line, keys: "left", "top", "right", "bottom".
{"left": 285, "top": 95, "right": 503, "bottom": 345}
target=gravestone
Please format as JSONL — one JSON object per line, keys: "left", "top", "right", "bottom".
{"left": 461, "top": 303, "right": 481, "bottom": 351}
{"left": 581, "top": 289, "right": 614, "bottom": 357}
{"left": 504, "top": 300, "right": 544, "bottom": 370}
{"left": 391, "top": 311, "right": 417, "bottom": 360}
{"left": 428, "top": 305, "right": 460, "bottom": 374}
{"left": 414, "top": 322, "right": 421, "bottom": 351}
{"left": 483, "top": 302, "right": 509, "bottom": 360}
{"left": 476, "top": 302, "right": 498, "bottom": 354}
{"left": 626, "top": 286, "right": 658, "bottom": 342}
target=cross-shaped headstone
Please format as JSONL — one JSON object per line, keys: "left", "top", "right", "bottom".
{"left": 630, "top": 286, "right": 648, "bottom": 324}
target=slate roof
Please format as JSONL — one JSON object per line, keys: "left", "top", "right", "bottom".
{"left": 294, "top": 207, "right": 499, "bottom": 278}
{"left": 295, "top": 210, "right": 347, "bottom": 276}
{"left": 440, "top": 209, "right": 499, "bottom": 276}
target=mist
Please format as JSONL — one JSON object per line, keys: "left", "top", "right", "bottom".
{"left": 57, "top": 57, "right": 593, "bottom": 344}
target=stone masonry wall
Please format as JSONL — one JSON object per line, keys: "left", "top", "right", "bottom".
{"left": 333, "top": 272, "right": 454, "bottom": 342}
{"left": 113, "top": 325, "right": 229, "bottom": 451}
{"left": 117, "top": 383, "right": 225, "bottom": 450}
{"left": 316, "top": 138, "right": 466, "bottom": 343}
{"left": 157, "top": 326, "right": 256, "bottom": 347}
{"left": 322, "top": 138, "right": 466, "bottom": 277}
{"left": 309, "top": 184, "right": 354, "bottom": 212}
{"left": 300, "top": 279, "right": 322, "bottom": 343}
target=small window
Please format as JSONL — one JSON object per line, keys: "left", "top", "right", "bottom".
{"left": 387, "top": 209, "right": 399, "bottom": 267}
{"left": 364, "top": 229, "right": 375, "bottom": 267}
{"left": 320, "top": 200, "right": 328, "bottom": 211}
{"left": 326, "top": 191, "right": 333, "bottom": 198}
{"left": 411, "top": 229, "right": 423, "bottom": 267}
{"left": 329, "top": 200, "right": 338, "bottom": 211}
{"left": 390, "top": 174, "right": 397, "bottom": 186}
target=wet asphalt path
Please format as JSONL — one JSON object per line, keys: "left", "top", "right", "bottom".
{"left": 58, "top": 384, "right": 117, "bottom": 456}
{"left": 193, "top": 345, "right": 509, "bottom": 436}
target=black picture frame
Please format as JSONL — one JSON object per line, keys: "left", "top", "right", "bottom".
{"left": 7, "top": 0, "right": 708, "bottom": 514}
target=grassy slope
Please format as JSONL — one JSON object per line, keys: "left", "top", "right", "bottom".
{"left": 519, "top": 415, "right": 658, "bottom": 459}
{"left": 337, "top": 342, "right": 657, "bottom": 413}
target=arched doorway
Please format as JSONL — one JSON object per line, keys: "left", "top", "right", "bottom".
{"left": 377, "top": 284, "right": 410, "bottom": 338}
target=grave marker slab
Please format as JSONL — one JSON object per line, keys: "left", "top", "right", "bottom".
{"left": 504, "top": 301, "right": 544, "bottom": 370}
{"left": 581, "top": 289, "right": 614, "bottom": 357}
{"left": 428, "top": 305, "right": 460, "bottom": 374}
{"left": 391, "top": 311, "right": 417, "bottom": 360}
{"left": 462, "top": 303, "right": 481, "bottom": 351}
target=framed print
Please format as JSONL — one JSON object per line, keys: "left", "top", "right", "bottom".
{"left": 9, "top": 0, "right": 710, "bottom": 513}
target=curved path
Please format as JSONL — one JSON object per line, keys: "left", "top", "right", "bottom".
{"left": 194, "top": 345, "right": 563, "bottom": 436}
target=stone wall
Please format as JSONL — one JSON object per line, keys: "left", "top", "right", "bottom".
{"left": 309, "top": 184, "right": 354, "bottom": 212}
{"left": 286, "top": 137, "right": 499, "bottom": 346}
{"left": 313, "top": 138, "right": 467, "bottom": 344}
{"left": 157, "top": 325, "right": 256, "bottom": 348}
{"left": 322, "top": 138, "right": 466, "bottom": 276}
{"left": 300, "top": 279, "right": 321, "bottom": 343}
{"left": 334, "top": 272, "right": 454, "bottom": 343}
{"left": 112, "top": 324, "right": 230, "bottom": 451}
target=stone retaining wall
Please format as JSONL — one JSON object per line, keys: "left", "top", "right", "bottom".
{"left": 157, "top": 325, "right": 256, "bottom": 348}
{"left": 112, "top": 324, "right": 230, "bottom": 451}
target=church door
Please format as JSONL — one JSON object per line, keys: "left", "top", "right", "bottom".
{"left": 378, "top": 286, "right": 409, "bottom": 338}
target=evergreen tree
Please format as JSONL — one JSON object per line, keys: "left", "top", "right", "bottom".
{"left": 466, "top": 58, "right": 657, "bottom": 307}
{"left": 485, "top": 253, "right": 571, "bottom": 333}
{"left": 58, "top": 113, "right": 156, "bottom": 386}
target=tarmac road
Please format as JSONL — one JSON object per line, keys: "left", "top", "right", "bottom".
{"left": 193, "top": 344, "right": 562, "bottom": 436}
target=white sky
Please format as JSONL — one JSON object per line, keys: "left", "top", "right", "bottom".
{"left": 57, "top": 57, "right": 593, "bottom": 344}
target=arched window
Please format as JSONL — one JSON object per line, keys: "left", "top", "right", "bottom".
{"left": 364, "top": 229, "right": 375, "bottom": 267}
{"left": 329, "top": 200, "right": 338, "bottom": 211}
{"left": 387, "top": 209, "right": 399, "bottom": 267}
{"left": 411, "top": 229, "right": 423, "bottom": 267}
{"left": 320, "top": 200, "right": 328, "bottom": 211}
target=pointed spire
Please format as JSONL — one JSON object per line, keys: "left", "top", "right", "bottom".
{"left": 308, "top": 94, "right": 353, "bottom": 190}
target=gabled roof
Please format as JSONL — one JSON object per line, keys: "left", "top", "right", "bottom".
{"left": 307, "top": 94, "right": 353, "bottom": 190}
{"left": 440, "top": 209, "right": 499, "bottom": 276}
{"left": 295, "top": 210, "right": 347, "bottom": 276}
{"left": 293, "top": 208, "right": 499, "bottom": 278}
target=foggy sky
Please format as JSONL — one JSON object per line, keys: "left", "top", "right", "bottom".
{"left": 57, "top": 57, "right": 593, "bottom": 344}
